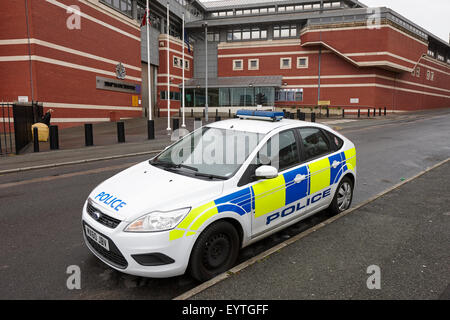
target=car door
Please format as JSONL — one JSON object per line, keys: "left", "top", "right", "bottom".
{"left": 246, "top": 129, "right": 308, "bottom": 238}
{"left": 296, "top": 127, "right": 342, "bottom": 214}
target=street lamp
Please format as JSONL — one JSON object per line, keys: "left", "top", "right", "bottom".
{"left": 202, "top": 22, "right": 208, "bottom": 121}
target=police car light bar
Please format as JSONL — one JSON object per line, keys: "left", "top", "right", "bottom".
{"left": 236, "top": 110, "right": 284, "bottom": 122}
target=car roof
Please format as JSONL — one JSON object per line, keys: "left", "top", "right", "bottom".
{"left": 206, "top": 118, "right": 318, "bottom": 135}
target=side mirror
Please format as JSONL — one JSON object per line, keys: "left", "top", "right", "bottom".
{"left": 255, "top": 165, "right": 278, "bottom": 179}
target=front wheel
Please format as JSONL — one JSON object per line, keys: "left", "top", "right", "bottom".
{"left": 189, "top": 221, "right": 240, "bottom": 282}
{"left": 329, "top": 176, "right": 354, "bottom": 215}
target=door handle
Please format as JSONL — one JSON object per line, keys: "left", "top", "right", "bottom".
{"left": 332, "top": 160, "right": 340, "bottom": 169}
{"left": 294, "top": 174, "right": 306, "bottom": 183}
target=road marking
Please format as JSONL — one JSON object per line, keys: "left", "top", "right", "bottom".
{"left": 173, "top": 156, "right": 450, "bottom": 300}
{"left": 0, "top": 150, "right": 162, "bottom": 175}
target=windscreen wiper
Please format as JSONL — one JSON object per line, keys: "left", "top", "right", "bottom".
{"left": 150, "top": 160, "right": 198, "bottom": 172}
{"left": 194, "top": 172, "right": 228, "bottom": 180}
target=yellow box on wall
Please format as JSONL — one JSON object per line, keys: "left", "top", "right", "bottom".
{"left": 132, "top": 95, "right": 139, "bottom": 107}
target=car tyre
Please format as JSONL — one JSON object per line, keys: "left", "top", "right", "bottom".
{"left": 189, "top": 220, "right": 240, "bottom": 282}
{"left": 329, "top": 176, "right": 354, "bottom": 215}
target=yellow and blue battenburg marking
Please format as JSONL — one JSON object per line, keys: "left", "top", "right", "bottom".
{"left": 169, "top": 148, "right": 356, "bottom": 240}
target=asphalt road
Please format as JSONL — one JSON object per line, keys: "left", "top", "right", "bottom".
{"left": 0, "top": 109, "right": 449, "bottom": 299}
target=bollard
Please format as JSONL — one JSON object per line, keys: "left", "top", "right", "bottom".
{"left": 157, "top": 108, "right": 160, "bottom": 118}
{"left": 229, "top": 109, "right": 231, "bottom": 118}
{"left": 117, "top": 121, "right": 125, "bottom": 143}
{"left": 311, "top": 113, "right": 316, "bottom": 122}
{"left": 194, "top": 117, "right": 202, "bottom": 130}
{"left": 203, "top": 109, "right": 205, "bottom": 118}
{"left": 49, "top": 125, "right": 59, "bottom": 150}
{"left": 296, "top": 109, "right": 300, "bottom": 119}
{"left": 326, "top": 107, "right": 329, "bottom": 118}
{"left": 384, "top": 107, "right": 387, "bottom": 116}
{"left": 358, "top": 109, "right": 361, "bottom": 118}
{"left": 191, "top": 109, "right": 194, "bottom": 117}
{"left": 368, "top": 108, "right": 370, "bottom": 117}
{"left": 342, "top": 108, "right": 345, "bottom": 118}
{"left": 215, "top": 109, "right": 218, "bottom": 117}
{"left": 33, "top": 127, "right": 39, "bottom": 152}
{"left": 299, "top": 112, "right": 305, "bottom": 121}
{"left": 373, "top": 108, "right": 376, "bottom": 117}
{"left": 147, "top": 120, "right": 155, "bottom": 140}
{"left": 84, "top": 123, "right": 93, "bottom": 146}
{"left": 173, "top": 118, "right": 179, "bottom": 131}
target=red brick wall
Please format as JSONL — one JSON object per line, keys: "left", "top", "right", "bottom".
{"left": 157, "top": 35, "right": 194, "bottom": 116}
{"left": 0, "top": 0, "right": 143, "bottom": 128}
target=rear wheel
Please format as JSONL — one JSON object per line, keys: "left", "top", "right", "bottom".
{"left": 329, "top": 176, "right": 353, "bottom": 215}
{"left": 189, "top": 221, "right": 240, "bottom": 282}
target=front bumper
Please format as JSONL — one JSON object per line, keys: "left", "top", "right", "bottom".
{"left": 81, "top": 202, "right": 195, "bottom": 278}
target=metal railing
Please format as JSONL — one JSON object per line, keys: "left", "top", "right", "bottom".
{"left": 0, "top": 103, "right": 14, "bottom": 155}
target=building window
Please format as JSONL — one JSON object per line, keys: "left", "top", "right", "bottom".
{"left": 185, "top": 60, "right": 190, "bottom": 70}
{"left": 227, "top": 28, "right": 267, "bottom": 41}
{"left": 426, "top": 70, "right": 431, "bottom": 80}
{"left": 173, "top": 56, "right": 179, "bottom": 68}
{"left": 102, "top": 0, "right": 132, "bottom": 17}
{"left": 273, "top": 25, "right": 297, "bottom": 38}
{"left": 416, "top": 67, "right": 420, "bottom": 77}
{"left": 248, "top": 59, "right": 259, "bottom": 70}
{"left": 276, "top": 89, "right": 303, "bottom": 102}
{"left": 160, "top": 91, "right": 181, "bottom": 101}
{"left": 297, "top": 57, "right": 308, "bottom": 68}
{"left": 280, "top": 57, "right": 292, "bottom": 69}
{"left": 233, "top": 59, "right": 243, "bottom": 70}
{"left": 207, "top": 32, "right": 220, "bottom": 42}
{"left": 430, "top": 71, "right": 434, "bottom": 81}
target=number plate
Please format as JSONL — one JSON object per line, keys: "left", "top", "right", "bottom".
{"left": 85, "top": 225, "right": 109, "bottom": 251}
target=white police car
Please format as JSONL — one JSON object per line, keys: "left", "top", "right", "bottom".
{"left": 82, "top": 110, "right": 356, "bottom": 281}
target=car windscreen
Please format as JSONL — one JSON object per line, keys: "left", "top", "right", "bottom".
{"left": 151, "top": 127, "right": 264, "bottom": 180}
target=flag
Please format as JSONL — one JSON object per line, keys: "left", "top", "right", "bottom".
{"left": 184, "top": 29, "right": 191, "bottom": 53}
{"left": 141, "top": 9, "right": 151, "bottom": 27}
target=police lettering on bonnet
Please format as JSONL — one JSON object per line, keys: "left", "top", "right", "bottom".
{"left": 81, "top": 110, "right": 357, "bottom": 281}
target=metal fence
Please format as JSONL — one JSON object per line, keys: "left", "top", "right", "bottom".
{"left": 0, "top": 102, "right": 43, "bottom": 156}
{"left": 0, "top": 103, "right": 14, "bottom": 155}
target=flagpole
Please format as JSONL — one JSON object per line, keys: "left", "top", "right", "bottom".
{"left": 181, "top": 12, "right": 186, "bottom": 128}
{"left": 146, "top": 0, "right": 152, "bottom": 121}
{"left": 166, "top": 2, "right": 171, "bottom": 133}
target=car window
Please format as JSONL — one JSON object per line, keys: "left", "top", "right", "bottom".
{"left": 257, "top": 129, "right": 299, "bottom": 172}
{"left": 298, "top": 127, "right": 331, "bottom": 161}
{"left": 323, "top": 129, "right": 343, "bottom": 150}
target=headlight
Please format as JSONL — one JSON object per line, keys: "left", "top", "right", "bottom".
{"left": 124, "top": 207, "right": 190, "bottom": 232}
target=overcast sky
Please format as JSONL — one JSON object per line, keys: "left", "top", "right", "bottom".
{"left": 201, "top": 0, "right": 450, "bottom": 42}
{"left": 361, "top": 0, "right": 449, "bottom": 42}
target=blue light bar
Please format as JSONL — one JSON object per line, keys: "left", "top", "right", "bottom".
{"left": 236, "top": 110, "right": 284, "bottom": 122}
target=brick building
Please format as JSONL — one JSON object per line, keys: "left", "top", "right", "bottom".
{"left": 0, "top": 0, "right": 449, "bottom": 129}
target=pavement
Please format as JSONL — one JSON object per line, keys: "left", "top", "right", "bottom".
{"left": 187, "top": 159, "right": 450, "bottom": 300}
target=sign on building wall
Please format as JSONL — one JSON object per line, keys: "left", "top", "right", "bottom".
{"left": 350, "top": 98, "right": 360, "bottom": 104}
{"left": 96, "top": 76, "right": 141, "bottom": 94}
